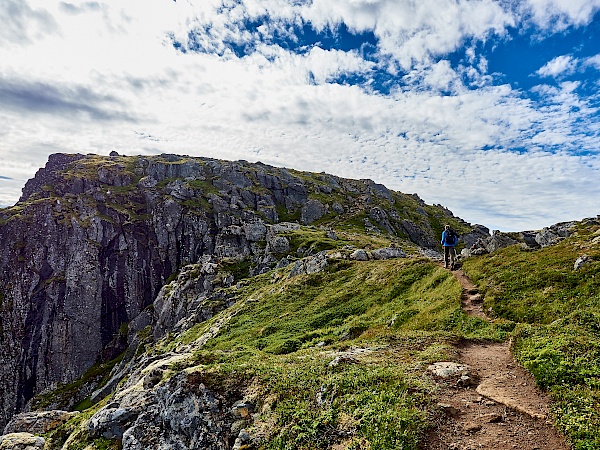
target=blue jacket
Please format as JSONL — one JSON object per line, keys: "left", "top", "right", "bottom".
{"left": 441, "top": 230, "right": 457, "bottom": 247}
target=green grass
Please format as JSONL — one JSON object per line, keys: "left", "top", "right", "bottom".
{"left": 462, "top": 225, "right": 600, "bottom": 449}
{"left": 462, "top": 234, "right": 600, "bottom": 324}
{"left": 162, "top": 257, "right": 507, "bottom": 449}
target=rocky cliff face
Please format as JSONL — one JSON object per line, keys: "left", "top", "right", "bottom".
{"left": 0, "top": 152, "right": 477, "bottom": 430}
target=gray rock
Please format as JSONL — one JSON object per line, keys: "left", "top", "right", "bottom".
{"left": 574, "top": 255, "right": 591, "bottom": 270}
{"left": 484, "top": 232, "right": 519, "bottom": 253}
{"left": 325, "top": 229, "right": 338, "bottom": 240}
{"left": 328, "top": 355, "right": 358, "bottom": 367}
{"left": 121, "top": 372, "right": 231, "bottom": 450}
{"left": 267, "top": 236, "right": 290, "bottom": 254}
{"left": 427, "top": 362, "right": 470, "bottom": 378}
{"left": 535, "top": 228, "right": 561, "bottom": 247}
{"left": 370, "top": 247, "right": 406, "bottom": 260}
{"left": 461, "top": 224, "right": 490, "bottom": 249}
{"left": 243, "top": 221, "right": 267, "bottom": 242}
{"left": 289, "top": 252, "right": 329, "bottom": 277}
{"left": 331, "top": 202, "right": 345, "bottom": 214}
{"left": 301, "top": 199, "right": 326, "bottom": 224}
{"left": 232, "top": 430, "right": 252, "bottom": 450}
{"left": 88, "top": 407, "right": 137, "bottom": 439}
{"left": 350, "top": 249, "right": 370, "bottom": 261}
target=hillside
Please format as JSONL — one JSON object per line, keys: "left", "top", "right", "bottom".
{"left": 0, "top": 153, "right": 597, "bottom": 449}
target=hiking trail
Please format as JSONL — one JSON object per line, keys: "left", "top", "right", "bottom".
{"left": 422, "top": 267, "right": 571, "bottom": 450}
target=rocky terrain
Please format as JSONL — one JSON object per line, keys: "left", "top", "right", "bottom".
{"left": 2, "top": 153, "right": 596, "bottom": 450}
{"left": 0, "top": 153, "right": 486, "bottom": 434}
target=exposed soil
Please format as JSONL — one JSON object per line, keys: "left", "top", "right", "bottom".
{"left": 421, "top": 268, "right": 571, "bottom": 450}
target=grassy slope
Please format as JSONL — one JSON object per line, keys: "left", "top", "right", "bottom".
{"left": 151, "top": 258, "right": 509, "bottom": 450}
{"left": 462, "top": 222, "right": 600, "bottom": 450}
{"left": 45, "top": 255, "right": 511, "bottom": 450}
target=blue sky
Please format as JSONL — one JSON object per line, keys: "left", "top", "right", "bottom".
{"left": 1, "top": 0, "right": 599, "bottom": 231}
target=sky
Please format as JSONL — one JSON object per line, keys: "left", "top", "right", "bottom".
{"left": 1, "top": 0, "right": 599, "bottom": 231}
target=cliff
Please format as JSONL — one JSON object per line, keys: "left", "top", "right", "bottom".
{"left": 0, "top": 153, "right": 484, "bottom": 430}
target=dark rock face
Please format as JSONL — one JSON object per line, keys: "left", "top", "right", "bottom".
{"left": 0, "top": 153, "right": 465, "bottom": 428}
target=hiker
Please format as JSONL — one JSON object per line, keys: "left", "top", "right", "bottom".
{"left": 441, "top": 225, "right": 457, "bottom": 269}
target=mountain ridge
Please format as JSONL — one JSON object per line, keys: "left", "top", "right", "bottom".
{"left": 0, "top": 152, "right": 484, "bottom": 430}
{"left": 2, "top": 153, "right": 597, "bottom": 450}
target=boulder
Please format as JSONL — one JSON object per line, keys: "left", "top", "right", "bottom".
{"left": 370, "top": 247, "right": 406, "bottom": 260}
{"left": 301, "top": 199, "right": 326, "bottom": 224}
{"left": 243, "top": 221, "right": 267, "bottom": 242}
{"left": 267, "top": 236, "right": 290, "bottom": 255}
{"left": 427, "top": 362, "right": 470, "bottom": 378}
{"left": 350, "top": 250, "right": 370, "bottom": 261}
{"left": 88, "top": 407, "right": 138, "bottom": 439}
{"left": 535, "top": 228, "right": 561, "bottom": 247}
{"left": 289, "top": 252, "right": 329, "bottom": 277}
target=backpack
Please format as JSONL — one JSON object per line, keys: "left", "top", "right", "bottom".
{"left": 445, "top": 229, "right": 457, "bottom": 246}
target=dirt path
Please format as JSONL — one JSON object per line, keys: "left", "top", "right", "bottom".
{"left": 421, "top": 268, "right": 571, "bottom": 450}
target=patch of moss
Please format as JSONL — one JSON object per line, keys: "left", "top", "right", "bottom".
{"left": 31, "top": 353, "right": 125, "bottom": 411}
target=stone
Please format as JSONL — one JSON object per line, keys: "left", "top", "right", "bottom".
{"left": 350, "top": 249, "right": 370, "bottom": 261}
{"left": 232, "top": 430, "right": 252, "bottom": 450}
{"left": 243, "top": 221, "right": 267, "bottom": 242}
{"left": 301, "top": 199, "right": 326, "bottom": 224}
{"left": 267, "top": 236, "right": 290, "bottom": 254}
{"left": 438, "top": 403, "right": 461, "bottom": 416}
{"left": 0, "top": 433, "right": 45, "bottom": 450}
{"left": 574, "top": 255, "right": 591, "bottom": 270}
{"left": 289, "top": 252, "right": 329, "bottom": 277}
{"left": 325, "top": 229, "right": 338, "bottom": 240}
{"left": 481, "top": 413, "right": 503, "bottom": 423}
{"left": 370, "top": 247, "right": 406, "bottom": 260}
{"left": 231, "top": 401, "right": 253, "bottom": 419}
{"left": 3, "top": 410, "right": 76, "bottom": 435}
{"left": 120, "top": 372, "right": 232, "bottom": 450}
{"left": 535, "top": 229, "right": 561, "bottom": 247}
{"left": 458, "top": 375, "right": 476, "bottom": 386}
{"left": 88, "top": 407, "right": 137, "bottom": 439}
{"left": 427, "top": 362, "right": 471, "bottom": 378}
{"left": 464, "top": 422, "right": 482, "bottom": 433}
{"left": 331, "top": 202, "right": 345, "bottom": 214}
{"left": 328, "top": 355, "right": 358, "bottom": 367}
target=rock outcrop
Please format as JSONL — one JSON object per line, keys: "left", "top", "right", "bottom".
{"left": 462, "top": 221, "right": 579, "bottom": 256}
{"left": 3, "top": 410, "right": 76, "bottom": 435}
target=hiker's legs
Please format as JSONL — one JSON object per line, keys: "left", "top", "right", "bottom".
{"left": 444, "top": 246, "right": 451, "bottom": 268}
{"left": 449, "top": 247, "right": 455, "bottom": 269}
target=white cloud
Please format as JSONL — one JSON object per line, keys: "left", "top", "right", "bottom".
{"left": 0, "top": 0, "right": 59, "bottom": 45}
{"left": 521, "top": 0, "right": 600, "bottom": 30}
{"left": 584, "top": 54, "right": 600, "bottom": 70}
{"left": 1, "top": 1, "right": 599, "bottom": 231}
{"left": 537, "top": 55, "right": 578, "bottom": 77}
{"left": 299, "top": 0, "right": 515, "bottom": 69}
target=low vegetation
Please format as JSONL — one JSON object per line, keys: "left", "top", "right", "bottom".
{"left": 155, "top": 257, "right": 507, "bottom": 449}
{"left": 463, "top": 223, "right": 600, "bottom": 450}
